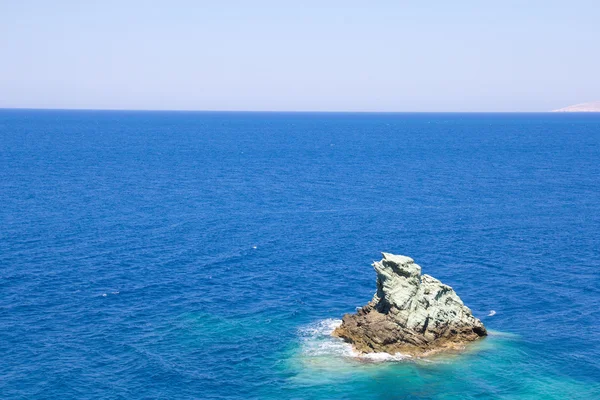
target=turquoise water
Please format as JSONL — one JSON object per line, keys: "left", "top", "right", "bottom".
{"left": 1, "top": 110, "right": 599, "bottom": 399}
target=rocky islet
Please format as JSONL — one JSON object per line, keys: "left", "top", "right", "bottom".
{"left": 333, "top": 253, "right": 487, "bottom": 356}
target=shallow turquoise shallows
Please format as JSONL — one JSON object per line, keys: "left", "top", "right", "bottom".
{"left": 1, "top": 110, "right": 599, "bottom": 399}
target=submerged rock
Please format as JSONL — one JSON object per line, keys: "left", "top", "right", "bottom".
{"left": 332, "top": 253, "right": 486, "bottom": 356}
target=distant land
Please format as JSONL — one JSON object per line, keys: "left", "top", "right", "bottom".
{"left": 553, "top": 101, "right": 600, "bottom": 112}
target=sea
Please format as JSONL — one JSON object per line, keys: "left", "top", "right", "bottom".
{"left": 1, "top": 110, "right": 599, "bottom": 399}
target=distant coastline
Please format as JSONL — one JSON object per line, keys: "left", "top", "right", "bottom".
{"left": 553, "top": 101, "right": 600, "bottom": 112}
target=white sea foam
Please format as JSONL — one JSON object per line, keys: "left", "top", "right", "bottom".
{"left": 488, "top": 310, "right": 496, "bottom": 316}
{"left": 298, "top": 319, "right": 411, "bottom": 363}
{"left": 359, "top": 351, "right": 411, "bottom": 361}
{"left": 298, "top": 318, "right": 342, "bottom": 337}
{"left": 298, "top": 319, "right": 354, "bottom": 358}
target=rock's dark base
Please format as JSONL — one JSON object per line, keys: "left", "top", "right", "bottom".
{"left": 333, "top": 302, "right": 486, "bottom": 356}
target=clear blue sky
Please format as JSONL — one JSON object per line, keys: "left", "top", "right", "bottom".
{"left": 1, "top": 0, "right": 598, "bottom": 111}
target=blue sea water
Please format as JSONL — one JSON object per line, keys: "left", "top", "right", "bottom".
{"left": 1, "top": 110, "right": 599, "bottom": 399}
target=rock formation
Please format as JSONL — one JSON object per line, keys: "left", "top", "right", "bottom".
{"left": 332, "top": 253, "right": 486, "bottom": 356}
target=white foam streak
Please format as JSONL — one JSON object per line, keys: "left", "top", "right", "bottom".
{"left": 360, "top": 352, "right": 411, "bottom": 362}
{"left": 298, "top": 319, "right": 411, "bottom": 363}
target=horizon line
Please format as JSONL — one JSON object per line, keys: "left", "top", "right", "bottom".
{"left": 0, "top": 106, "right": 573, "bottom": 114}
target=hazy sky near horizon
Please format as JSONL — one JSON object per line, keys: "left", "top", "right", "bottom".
{"left": 1, "top": 1, "right": 599, "bottom": 112}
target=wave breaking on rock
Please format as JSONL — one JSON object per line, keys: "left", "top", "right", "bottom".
{"left": 332, "top": 253, "right": 486, "bottom": 357}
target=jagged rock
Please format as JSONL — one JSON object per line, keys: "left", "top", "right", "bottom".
{"left": 332, "top": 253, "right": 486, "bottom": 356}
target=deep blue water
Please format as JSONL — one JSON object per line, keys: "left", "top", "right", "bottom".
{"left": 1, "top": 110, "right": 599, "bottom": 399}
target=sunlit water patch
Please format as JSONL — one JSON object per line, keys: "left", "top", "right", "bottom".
{"left": 283, "top": 319, "right": 600, "bottom": 399}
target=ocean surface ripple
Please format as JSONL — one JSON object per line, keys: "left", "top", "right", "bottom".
{"left": 1, "top": 110, "right": 599, "bottom": 399}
